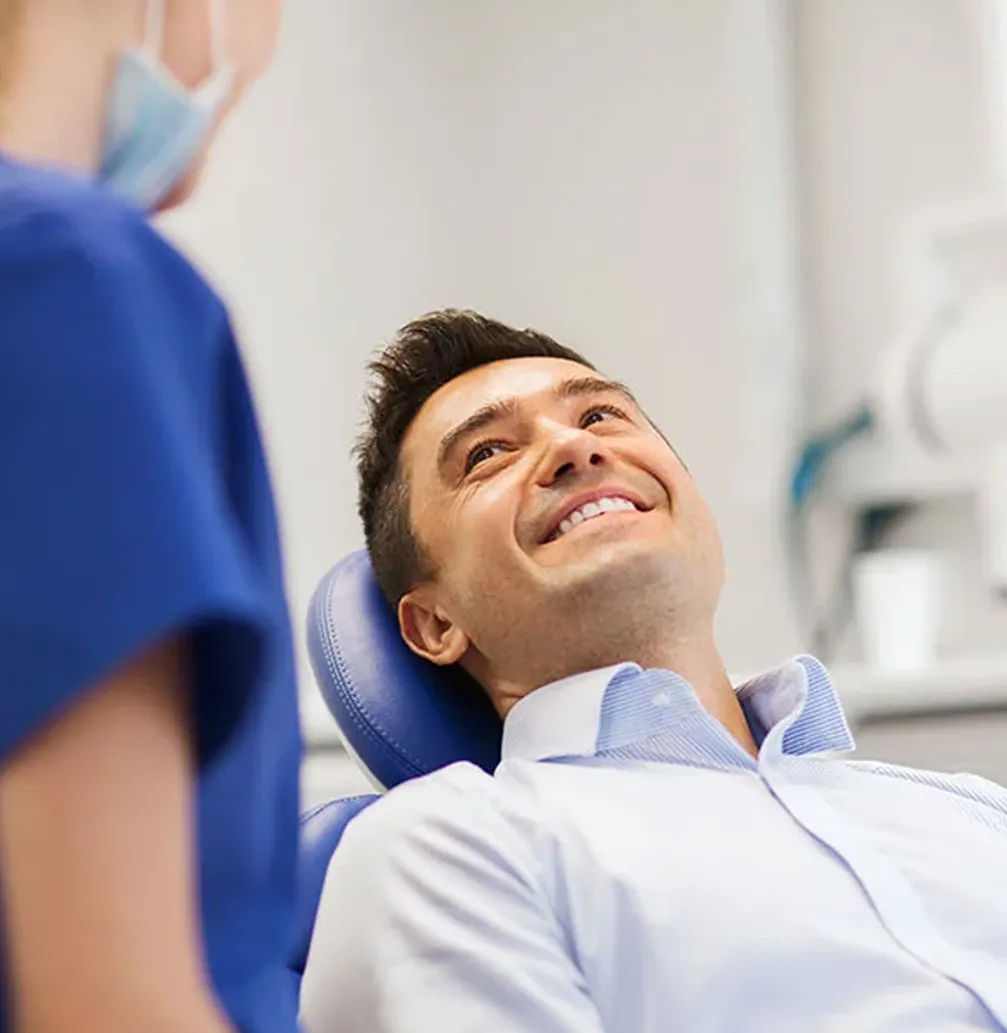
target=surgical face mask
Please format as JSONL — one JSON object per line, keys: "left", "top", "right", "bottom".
{"left": 98, "top": 0, "right": 235, "bottom": 211}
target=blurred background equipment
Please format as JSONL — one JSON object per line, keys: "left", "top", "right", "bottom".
{"left": 157, "top": 0, "right": 1007, "bottom": 801}
{"left": 829, "top": 209, "right": 1007, "bottom": 594}
{"left": 791, "top": 207, "right": 1007, "bottom": 661}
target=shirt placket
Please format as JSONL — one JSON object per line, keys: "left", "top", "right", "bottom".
{"left": 756, "top": 749, "right": 1007, "bottom": 1030}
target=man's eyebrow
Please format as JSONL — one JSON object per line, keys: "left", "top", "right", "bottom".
{"left": 436, "top": 377, "right": 640, "bottom": 472}
{"left": 560, "top": 374, "right": 679, "bottom": 455}
{"left": 555, "top": 375, "right": 640, "bottom": 407}
{"left": 437, "top": 397, "right": 520, "bottom": 471}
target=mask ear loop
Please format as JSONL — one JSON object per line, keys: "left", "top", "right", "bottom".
{"left": 143, "top": 0, "right": 227, "bottom": 72}
{"left": 144, "top": 0, "right": 165, "bottom": 58}
{"left": 208, "top": 0, "right": 228, "bottom": 71}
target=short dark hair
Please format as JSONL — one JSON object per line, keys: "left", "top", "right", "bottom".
{"left": 355, "top": 309, "right": 595, "bottom": 607}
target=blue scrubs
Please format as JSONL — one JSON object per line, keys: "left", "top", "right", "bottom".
{"left": 0, "top": 155, "right": 302, "bottom": 1032}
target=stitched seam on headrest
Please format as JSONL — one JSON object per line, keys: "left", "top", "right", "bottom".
{"left": 323, "top": 616, "right": 426, "bottom": 777}
{"left": 320, "top": 578, "right": 427, "bottom": 779}
{"left": 299, "top": 794, "right": 375, "bottom": 827}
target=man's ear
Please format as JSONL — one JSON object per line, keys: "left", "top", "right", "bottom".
{"left": 398, "top": 586, "right": 470, "bottom": 666}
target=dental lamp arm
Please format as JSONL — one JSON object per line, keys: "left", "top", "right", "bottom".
{"left": 872, "top": 284, "right": 1007, "bottom": 594}
{"left": 879, "top": 289, "right": 1007, "bottom": 456}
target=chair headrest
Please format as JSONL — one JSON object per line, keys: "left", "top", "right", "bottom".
{"left": 306, "top": 550, "right": 503, "bottom": 789}
{"left": 288, "top": 794, "right": 378, "bottom": 979}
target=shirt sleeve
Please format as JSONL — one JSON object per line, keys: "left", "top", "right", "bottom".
{"left": 0, "top": 208, "right": 270, "bottom": 764}
{"left": 299, "top": 765, "right": 605, "bottom": 1033}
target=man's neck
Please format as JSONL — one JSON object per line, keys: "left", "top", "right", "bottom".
{"left": 490, "top": 633, "right": 759, "bottom": 758}
{"left": 641, "top": 635, "right": 759, "bottom": 757}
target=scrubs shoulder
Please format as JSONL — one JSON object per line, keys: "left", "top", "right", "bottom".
{"left": 0, "top": 157, "right": 302, "bottom": 1033}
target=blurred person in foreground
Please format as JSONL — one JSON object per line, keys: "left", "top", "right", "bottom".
{"left": 302, "top": 309, "right": 1007, "bottom": 1033}
{"left": 0, "top": 2, "right": 306, "bottom": 1032}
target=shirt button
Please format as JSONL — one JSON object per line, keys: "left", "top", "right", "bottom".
{"left": 651, "top": 690, "right": 671, "bottom": 707}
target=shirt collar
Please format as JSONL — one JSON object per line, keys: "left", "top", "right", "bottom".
{"left": 736, "top": 654, "right": 855, "bottom": 757}
{"left": 500, "top": 654, "right": 855, "bottom": 765}
{"left": 501, "top": 663, "right": 639, "bottom": 764}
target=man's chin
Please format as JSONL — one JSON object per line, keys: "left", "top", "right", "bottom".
{"left": 537, "top": 538, "right": 675, "bottom": 597}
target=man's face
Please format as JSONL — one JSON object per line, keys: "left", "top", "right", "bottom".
{"left": 398, "top": 357, "right": 726, "bottom": 692}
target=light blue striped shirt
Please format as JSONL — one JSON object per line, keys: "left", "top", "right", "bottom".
{"left": 301, "top": 656, "right": 1007, "bottom": 1033}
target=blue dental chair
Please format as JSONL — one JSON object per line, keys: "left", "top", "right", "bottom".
{"left": 287, "top": 549, "right": 503, "bottom": 991}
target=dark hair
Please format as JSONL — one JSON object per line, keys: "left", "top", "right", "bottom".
{"left": 355, "top": 309, "right": 595, "bottom": 607}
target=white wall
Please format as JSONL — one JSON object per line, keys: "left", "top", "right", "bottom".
{"left": 163, "top": 2, "right": 500, "bottom": 801}
{"left": 165, "top": 0, "right": 808, "bottom": 700}
{"left": 795, "top": 0, "right": 1007, "bottom": 658}
{"left": 162, "top": 1, "right": 491, "bottom": 695}
{"left": 456, "top": 0, "right": 807, "bottom": 670}
{"left": 160, "top": 2, "right": 1007, "bottom": 802}
{"left": 796, "top": 0, "right": 1001, "bottom": 418}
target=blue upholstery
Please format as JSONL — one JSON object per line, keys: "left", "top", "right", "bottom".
{"left": 306, "top": 550, "right": 503, "bottom": 789}
{"left": 288, "top": 794, "right": 378, "bottom": 987}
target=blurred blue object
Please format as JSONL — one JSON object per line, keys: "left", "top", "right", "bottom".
{"left": 288, "top": 793, "right": 378, "bottom": 996}
{"left": 790, "top": 405, "right": 874, "bottom": 508}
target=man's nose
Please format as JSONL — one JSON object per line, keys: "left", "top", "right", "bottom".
{"left": 535, "top": 425, "right": 608, "bottom": 486}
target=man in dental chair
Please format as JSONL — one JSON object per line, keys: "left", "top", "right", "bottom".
{"left": 300, "top": 310, "right": 1007, "bottom": 1033}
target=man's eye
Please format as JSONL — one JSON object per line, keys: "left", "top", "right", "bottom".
{"left": 465, "top": 441, "right": 507, "bottom": 472}
{"left": 582, "top": 405, "right": 628, "bottom": 427}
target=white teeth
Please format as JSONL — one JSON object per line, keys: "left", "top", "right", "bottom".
{"left": 550, "top": 495, "right": 639, "bottom": 541}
